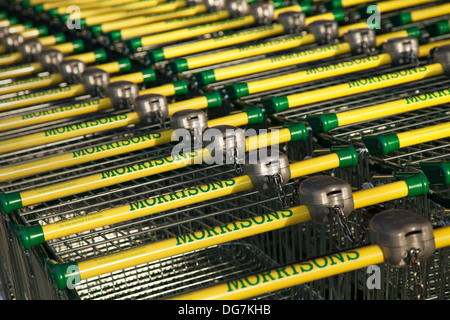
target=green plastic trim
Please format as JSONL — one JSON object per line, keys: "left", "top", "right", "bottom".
{"left": 284, "top": 122, "right": 308, "bottom": 142}
{"left": 169, "top": 58, "right": 188, "bottom": 73}
{"left": 22, "top": 21, "right": 34, "bottom": 29}
{"left": 46, "top": 259, "right": 80, "bottom": 291}
{"left": 326, "top": 0, "right": 342, "bottom": 10}
{"left": 404, "top": 173, "right": 429, "bottom": 197}
{"left": 90, "top": 24, "right": 103, "bottom": 36}
{"left": 53, "top": 32, "right": 66, "bottom": 44}
{"left": 357, "top": 2, "right": 377, "bottom": 18}
{"left": 48, "top": 8, "right": 59, "bottom": 18}
{"left": 8, "top": 17, "right": 19, "bottom": 26}
{"left": 261, "top": 96, "right": 289, "bottom": 114}
{"left": 362, "top": 133, "right": 400, "bottom": 156}
{"left": 245, "top": 107, "right": 264, "bottom": 125}
{"left": 34, "top": 4, "right": 46, "bottom": 13}
{"left": 0, "top": 11, "right": 7, "bottom": 20}
{"left": 205, "top": 91, "right": 222, "bottom": 108}
{"left": 299, "top": 3, "right": 312, "bottom": 15}
{"left": 406, "top": 26, "right": 421, "bottom": 39}
{"left": 196, "top": 70, "right": 216, "bottom": 86}
{"left": 332, "top": 8, "right": 346, "bottom": 22}
{"left": 59, "top": 14, "right": 70, "bottom": 23}
{"left": 271, "top": 0, "right": 284, "bottom": 9}
{"left": 334, "top": 146, "right": 358, "bottom": 168}
{"left": 20, "top": 0, "right": 30, "bottom": 8}
{"left": 306, "top": 113, "right": 339, "bottom": 134}
{"left": 37, "top": 25, "right": 49, "bottom": 36}
{"left": 109, "top": 30, "right": 122, "bottom": 42}
{"left": 224, "top": 83, "right": 249, "bottom": 100}
{"left": 172, "top": 79, "right": 189, "bottom": 95}
{"left": 149, "top": 48, "right": 165, "bottom": 63}
{"left": 142, "top": 68, "right": 156, "bottom": 83}
{"left": 14, "top": 224, "right": 45, "bottom": 250}
{"left": 71, "top": 39, "right": 85, "bottom": 53}
{"left": 425, "top": 20, "right": 450, "bottom": 37}
{"left": 0, "top": 192, "right": 22, "bottom": 214}
{"left": 420, "top": 162, "right": 450, "bottom": 185}
{"left": 93, "top": 49, "right": 107, "bottom": 62}
{"left": 117, "top": 58, "right": 131, "bottom": 72}
{"left": 389, "top": 12, "right": 412, "bottom": 27}
{"left": 79, "top": 18, "right": 87, "bottom": 28}
{"left": 127, "top": 38, "right": 143, "bottom": 52}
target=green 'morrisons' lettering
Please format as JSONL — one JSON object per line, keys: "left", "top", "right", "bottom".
{"left": 72, "top": 132, "right": 162, "bottom": 158}
{"left": 22, "top": 100, "right": 101, "bottom": 120}
{"left": 405, "top": 88, "right": 450, "bottom": 104}
{"left": 225, "top": 249, "right": 362, "bottom": 293}
{"left": 348, "top": 66, "right": 428, "bottom": 88}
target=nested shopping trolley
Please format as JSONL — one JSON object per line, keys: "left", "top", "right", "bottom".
{"left": 0, "top": 0, "right": 449, "bottom": 301}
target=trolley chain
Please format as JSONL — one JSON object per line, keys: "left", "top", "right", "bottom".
{"left": 271, "top": 173, "right": 288, "bottom": 209}
{"left": 233, "top": 146, "right": 243, "bottom": 175}
{"left": 408, "top": 248, "right": 426, "bottom": 300}
{"left": 332, "top": 206, "right": 369, "bottom": 247}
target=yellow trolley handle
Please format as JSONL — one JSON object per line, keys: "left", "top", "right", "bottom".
{"left": 307, "top": 87, "right": 450, "bottom": 134}
{"left": 0, "top": 48, "right": 108, "bottom": 96}
{"left": 0, "top": 80, "right": 188, "bottom": 132}
{"left": 39, "top": 173, "right": 434, "bottom": 291}
{"left": 12, "top": 146, "right": 358, "bottom": 251}
{"left": 0, "top": 60, "right": 148, "bottom": 112}
{"left": 0, "top": 92, "right": 221, "bottom": 181}
{"left": 1, "top": 110, "right": 298, "bottom": 214}
{"left": 363, "top": 121, "right": 450, "bottom": 156}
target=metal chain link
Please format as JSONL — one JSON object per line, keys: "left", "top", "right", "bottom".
{"left": 272, "top": 173, "right": 288, "bottom": 209}
{"left": 409, "top": 248, "right": 425, "bottom": 300}
{"left": 155, "top": 110, "right": 166, "bottom": 130}
{"left": 333, "top": 205, "right": 356, "bottom": 245}
{"left": 233, "top": 146, "right": 243, "bottom": 175}
{"left": 408, "top": 49, "right": 420, "bottom": 67}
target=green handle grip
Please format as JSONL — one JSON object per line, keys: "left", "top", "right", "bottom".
{"left": 419, "top": 162, "right": 450, "bottom": 185}
{"left": 362, "top": 133, "right": 400, "bottom": 156}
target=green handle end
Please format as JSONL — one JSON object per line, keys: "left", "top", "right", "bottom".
{"left": 205, "top": 91, "right": 222, "bottom": 108}
{"left": 306, "top": 113, "right": 339, "bottom": 134}
{"left": 109, "top": 30, "right": 122, "bottom": 42}
{"left": 260, "top": 96, "right": 289, "bottom": 114}
{"left": 195, "top": 70, "right": 216, "bottom": 86}
{"left": 14, "top": 224, "right": 45, "bottom": 250}
{"left": 404, "top": 173, "right": 429, "bottom": 197}
{"left": 224, "top": 83, "right": 249, "bottom": 100}
{"left": 389, "top": 12, "right": 412, "bottom": 27}
{"left": 53, "top": 32, "right": 66, "bottom": 44}
{"left": 90, "top": 24, "right": 103, "bottom": 37}
{"left": 362, "top": 133, "right": 400, "bottom": 156}
{"left": 117, "top": 58, "right": 132, "bottom": 72}
{"left": 93, "top": 48, "right": 108, "bottom": 62}
{"left": 168, "top": 58, "right": 188, "bottom": 74}
{"left": 172, "top": 79, "right": 189, "bottom": 95}
{"left": 142, "top": 68, "right": 157, "bottom": 83}
{"left": 425, "top": 20, "right": 450, "bottom": 37}
{"left": 37, "top": 25, "right": 49, "bottom": 36}
{"left": 245, "top": 107, "right": 264, "bottom": 125}
{"left": 149, "top": 48, "right": 165, "bottom": 63}
{"left": 71, "top": 39, "right": 85, "bottom": 53}
{"left": 284, "top": 122, "right": 308, "bottom": 142}
{"left": 334, "top": 146, "right": 358, "bottom": 168}
{"left": 46, "top": 259, "right": 80, "bottom": 291}
{"left": 0, "top": 192, "right": 23, "bottom": 215}
{"left": 419, "top": 162, "right": 450, "bottom": 185}
{"left": 127, "top": 38, "right": 143, "bottom": 53}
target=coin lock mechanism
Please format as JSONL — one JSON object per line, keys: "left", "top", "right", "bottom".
{"left": 277, "top": 11, "right": 306, "bottom": 34}
{"left": 107, "top": 81, "right": 139, "bottom": 111}
{"left": 0, "top": 26, "right": 10, "bottom": 39}
{"left": 370, "top": 209, "right": 435, "bottom": 268}
{"left": 18, "top": 38, "right": 43, "bottom": 62}
{"left": 382, "top": 37, "right": 419, "bottom": 66}
{"left": 133, "top": 93, "right": 169, "bottom": 128}
{"left": 170, "top": 109, "right": 209, "bottom": 150}
{"left": 308, "top": 20, "right": 339, "bottom": 45}
{"left": 431, "top": 44, "right": 450, "bottom": 76}
{"left": 226, "top": 0, "right": 249, "bottom": 18}
{"left": 298, "top": 175, "right": 354, "bottom": 224}
{"left": 204, "top": 0, "right": 225, "bottom": 12}
{"left": 3, "top": 33, "right": 24, "bottom": 53}
{"left": 243, "top": 148, "right": 291, "bottom": 207}
{"left": 250, "top": 2, "right": 275, "bottom": 26}
{"left": 39, "top": 49, "right": 64, "bottom": 74}
{"left": 80, "top": 68, "right": 111, "bottom": 98}
{"left": 202, "top": 125, "right": 246, "bottom": 170}
{"left": 58, "top": 59, "right": 86, "bottom": 84}
{"left": 343, "top": 28, "right": 377, "bottom": 55}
